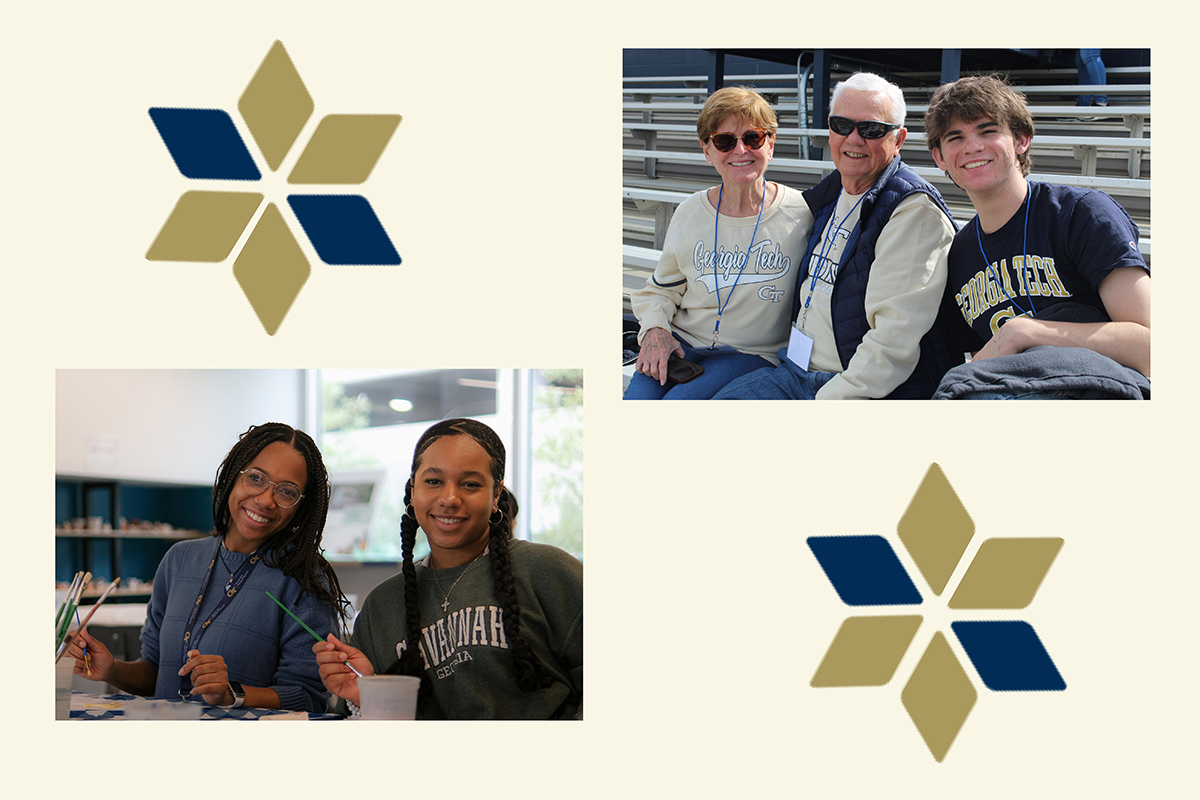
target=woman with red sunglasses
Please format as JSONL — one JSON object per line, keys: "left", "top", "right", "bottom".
{"left": 626, "top": 86, "right": 814, "bottom": 399}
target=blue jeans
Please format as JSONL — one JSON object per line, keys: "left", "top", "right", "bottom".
{"left": 1076, "top": 49, "right": 1107, "bottom": 106}
{"left": 711, "top": 352, "right": 836, "bottom": 399}
{"left": 623, "top": 334, "right": 773, "bottom": 399}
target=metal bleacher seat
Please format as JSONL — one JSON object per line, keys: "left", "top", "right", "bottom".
{"left": 622, "top": 64, "right": 1151, "bottom": 308}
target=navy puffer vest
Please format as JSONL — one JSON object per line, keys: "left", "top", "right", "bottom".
{"left": 795, "top": 157, "right": 961, "bottom": 399}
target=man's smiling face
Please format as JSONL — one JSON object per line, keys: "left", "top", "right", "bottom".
{"left": 932, "top": 117, "right": 1030, "bottom": 197}
{"left": 829, "top": 89, "right": 906, "bottom": 194}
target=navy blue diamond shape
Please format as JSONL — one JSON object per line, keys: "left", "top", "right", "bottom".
{"left": 807, "top": 535, "right": 922, "bottom": 606}
{"left": 149, "top": 108, "right": 261, "bottom": 180}
{"left": 288, "top": 195, "right": 401, "bottom": 265}
{"left": 952, "top": 621, "right": 1066, "bottom": 691}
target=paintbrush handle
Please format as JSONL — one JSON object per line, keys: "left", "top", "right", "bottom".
{"left": 55, "top": 601, "right": 78, "bottom": 650}
{"left": 56, "top": 573, "right": 112, "bottom": 651}
{"left": 264, "top": 590, "right": 363, "bottom": 677}
{"left": 55, "top": 572, "right": 84, "bottom": 628}
{"left": 74, "top": 578, "right": 121, "bottom": 631}
{"left": 264, "top": 590, "right": 325, "bottom": 640}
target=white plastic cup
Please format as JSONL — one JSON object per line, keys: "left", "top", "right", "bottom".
{"left": 357, "top": 675, "right": 420, "bottom": 720}
{"left": 55, "top": 657, "right": 75, "bottom": 720}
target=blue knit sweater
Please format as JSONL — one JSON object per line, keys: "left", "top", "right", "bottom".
{"left": 139, "top": 536, "right": 337, "bottom": 712}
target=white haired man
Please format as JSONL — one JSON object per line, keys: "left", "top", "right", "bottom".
{"left": 716, "top": 72, "right": 959, "bottom": 399}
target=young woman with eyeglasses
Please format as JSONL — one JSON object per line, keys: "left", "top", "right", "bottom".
{"left": 625, "top": 86, "right": 815, "bottom": 399}
{"left": 65, "top": 422, "right": 348, "bottom": 712}
{"left": 312, "top": 418, "right": 583, "bottom": 719}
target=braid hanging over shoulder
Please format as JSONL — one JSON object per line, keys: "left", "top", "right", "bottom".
{"left": 384, "top": 488, "right": 433, "bottom": 701}
{"left": 487, "top": 490, "right": 554, "bottom": 691}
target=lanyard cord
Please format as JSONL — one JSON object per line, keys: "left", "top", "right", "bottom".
{"left": 799, "top": 189, "right": 865, "bottom": 331}
{"left": 976, "top": 185, "right": 1034, "bottom": 320}
{"left": 178, "top": 538, "right": 262, "bottom": 697}
{"left": 711, "top": 181, "right": 768, "bottom": 347}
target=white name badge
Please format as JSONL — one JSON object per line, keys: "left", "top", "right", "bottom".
{"left": 786, "top": 326, "right": 814, "bottom": 371}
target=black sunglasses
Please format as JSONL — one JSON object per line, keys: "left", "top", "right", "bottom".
{"left": 828, "top": 116, "right": 900, "bottom": 140}
{"left": 708, "top": 129, "right": 772, "bottom": 152}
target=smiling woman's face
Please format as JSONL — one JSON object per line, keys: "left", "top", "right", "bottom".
{"left": 701, "top": 114, "right": 775, "bottom": 190}
{"left": 225, "top": 441, "right": 307, "bottom": 554}
{"left": 411, "top": 435, "right": 501, "bottom": 568}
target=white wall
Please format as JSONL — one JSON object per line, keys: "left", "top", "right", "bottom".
{"left": 56, "top": 370, "right": 307, "bottom": 485}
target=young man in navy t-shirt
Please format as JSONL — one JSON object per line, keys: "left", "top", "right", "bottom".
{"left": 923, "top": 75, "right": 1150, "bottom": 398}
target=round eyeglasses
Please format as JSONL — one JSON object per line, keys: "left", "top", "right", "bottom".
{"left": 828, "top": 116, "right": 901, "bottom": 140}
{"left": 239, "top": 468, "right": 304, "bottom": 508}
{"left": 708, "top": 129, "right": 772, "bottom": 152}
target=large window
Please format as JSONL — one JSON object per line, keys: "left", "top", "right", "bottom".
{"left": 314, "top": 369, "right": 582, "bottom": 563}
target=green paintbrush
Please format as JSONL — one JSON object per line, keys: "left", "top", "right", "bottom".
{"left": 265, "top": 590, "right": 363, "bottom": 677}
{"left": 55, "top": 572, "right": 90, "bottom": 652}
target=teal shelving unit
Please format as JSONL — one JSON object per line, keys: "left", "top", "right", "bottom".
{"left": 55, "top": 478, "right": 213, "bottom": 600}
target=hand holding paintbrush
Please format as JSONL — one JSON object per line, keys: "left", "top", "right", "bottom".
{"left": 58, "top": 577, "right": 123, "bottom": 683}
{"left": 56, "top": 577, "right": 120, "bottom": 663}
{"left": 264, "top": 590, "right": 365, "bottom": 680}
{"left": 311, "top": 634, "right": 375, "bottom": 707}
{"left": 263, "top": 589, "right": 372, "bottom": 706}
{"left": 62, "top": 628, "right": 117, "bottom": 683}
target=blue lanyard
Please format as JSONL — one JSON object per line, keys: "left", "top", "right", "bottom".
{"left": 711, "top": 181, "right": 767, "bottom": 347}
{"left": 178, "top": 537, "right": 262, "bottom": 697}
{"left": 976, "top": 185, "right": 1034, "bottom": 320}
{"left": 799, "top": 189, "right": 864, "bottom": 330}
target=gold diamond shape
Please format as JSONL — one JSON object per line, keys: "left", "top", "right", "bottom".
{"left": 146, "top": 191, "right": 263, "bottom": 262}
{"left": 948, "top": 537, "right": 1063, "bottom": 609}
{"left": 233, "top": 203, "right": 309, "bottom": 336}
{"left": 897, "top": 463, "right": 974, "bottom": 595}
{"left": 901, "top": 631, "right": 977, "bottom": 762}
{"left": 238, "top": 40, "right": 313, "bottom": 171}
{"left": 811, "top": 615, "right": 922, "bottom": 687}
{"left": 288, "top": 114, "right": 402, "bottom": 185}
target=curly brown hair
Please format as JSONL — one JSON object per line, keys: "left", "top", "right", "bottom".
{"left": 925, "top": 74, "right": 1035, "bottom": 177}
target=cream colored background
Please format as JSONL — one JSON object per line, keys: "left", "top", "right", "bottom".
{"left": 3, "top": 1, "right": 1192, "bottom": 797}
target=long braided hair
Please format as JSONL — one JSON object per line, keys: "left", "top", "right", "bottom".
{"left": 211, "top": 422, "right": 349, "bottom": 622}
{"left": 386, "top": 418, "right": 553, "bottom": 693}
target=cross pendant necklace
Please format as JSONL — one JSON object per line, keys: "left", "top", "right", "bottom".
{"left": 432, "top": 551, "right": 485, "bottom": 613}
